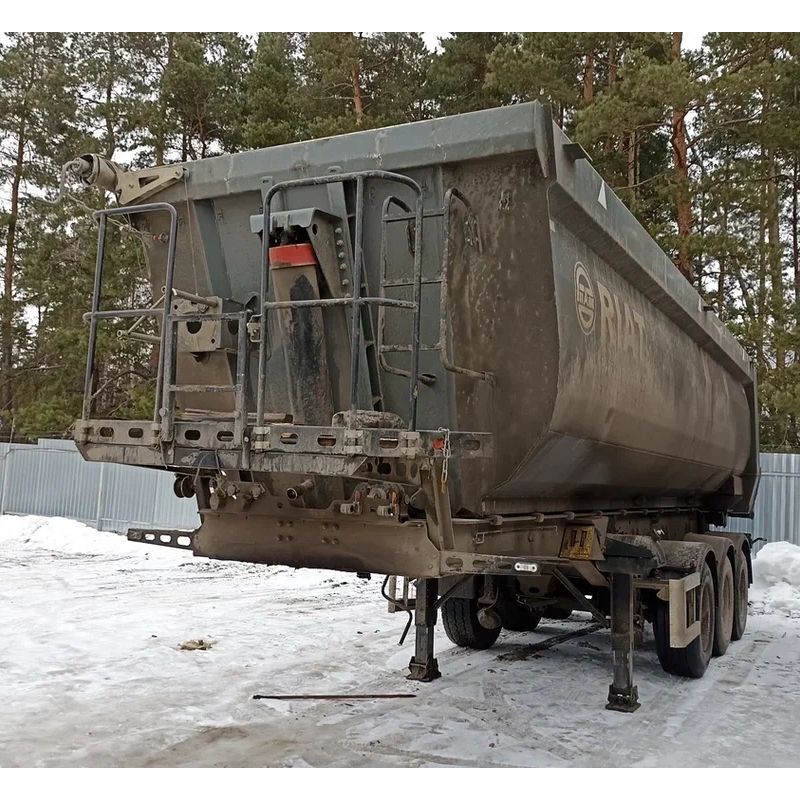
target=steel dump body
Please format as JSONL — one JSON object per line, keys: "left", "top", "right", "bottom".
{"left": 74, "top": 102, "right": 759, "bottom": 706}
{"left": 89, "top": 102, "right": 756, "bottom": 521}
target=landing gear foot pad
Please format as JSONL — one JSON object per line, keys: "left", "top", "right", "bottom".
{"left": 407, "top": 657, "right": 441, "bottom": 682}
{"left": 605, "top": 684, "right": 640, "bottom": 713}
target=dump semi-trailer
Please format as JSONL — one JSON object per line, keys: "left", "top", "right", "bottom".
{"left": 69, "top": 102, "right": 759, "bottom": 712}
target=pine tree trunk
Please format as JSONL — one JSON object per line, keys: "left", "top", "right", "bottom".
{"left": 792, "top": 154, "right": 799, "bottom": 446}
{"left": 352, "top": 57, "right": 364, "bottom": 125}
{"left": 607, "top": 36, "right": 617, "bottom": 89}
{"left": 670, "top": 32, "right": 693, "bottom": 282}
{"left": 697, "top": 144, "right": 707, "bottom": 281}
{"left": 2, "top": 111, "right": 28, "bottom": 422}
{"left": 104, "top": 33, "right": 117, "bottom": 159}
{"left": 767, "top": 143, "right": 784, "bottom": 371}
{"left": 603, "top": 36, "right": 617, "bottom": 155}
{"left": 627, "top": 129, "right": 637, "bottom": 198}
{"left": 583, "top": 52, "right": 594, "bottom": 104}
{"left": 793, "top": 155, "right": 799, "bottom": 347}
{"left": 718, "top": 169, "right": 728, "bottom": 318}
{"left": 757, "top": 162, "right": 768, "bottom": 372}
{"left": 154, "top": 33, "right": 174, "bottom": 166}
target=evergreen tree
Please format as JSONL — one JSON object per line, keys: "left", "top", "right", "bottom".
{"left": 161, "top": 32, "right": 251, "bottom": 160}
{"left": 698, "top": 33, "right": 800, "bottom": 448}
{"left": 428, "top": 33, "right": 516, "bottom": 115}
{"left": 243, "top": 33, "right": 304, "bottom": 149}
{"left": 298, "top": 32, "right": 431, "bottom": 137}
{"left": 3, "top": 30, "right": 800, "bottom": 450}
{"left": 0, "top": 33, "right": 77, "bottom": 433}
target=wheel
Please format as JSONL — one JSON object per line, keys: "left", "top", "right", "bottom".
{"left": 543, "top": 608, "right": 572, "bottom": 620}
{"left": 500, "top": 599, "right": 542, "bottom": 632}
{"left": 653, "top": 561, "right": 715, "bottom": 678}
{"left": 731, "top": 553, "right": 749, "bottom": 641}
{"left": 441, "top": 597, "right": 502, "bottom": 649}
{"left": 713, "top": 557, "right": 734, "bottom": 656}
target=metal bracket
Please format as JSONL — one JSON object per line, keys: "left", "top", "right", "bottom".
{"left": 74, "top": 421, "right": 91, "bottom": 444}
{"left": 344, "top": 429, "right": 364, "bottom": 455}
{"left": 127, "top": 528, "right": 195, "bottom": 550}
{"left": 398, "top": 431, "right": 421, "bottom": 458}
{"left": 251, "top": 426, "right": 271, "bottom": 452}
{"left": 117, "top": 165, "right": 185, "bottom": 205}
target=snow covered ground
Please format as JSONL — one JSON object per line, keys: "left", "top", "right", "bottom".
{"left": 1, "top": 514, "right": 800, "bottom": 767}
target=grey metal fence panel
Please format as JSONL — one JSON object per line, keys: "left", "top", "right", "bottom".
{"left": 36, "top": 438, "right": 81, "bottom": 450}
{"left": 7, "top": 445, "right": 102, "bottom": 524}
{"left": 0, "top": 442, "right": 8, "bottom": 515}
{"left": 721, "top": 452, "right": 800, "bottom": 551}
{"left": 98, "top": 460, "right": 199, "bottom": 531}
{"left": 0, "top": 439, "right": 199, "bottom": 532}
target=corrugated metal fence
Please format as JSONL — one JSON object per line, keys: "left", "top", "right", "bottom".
{"left": 0, "top": 442, "right": 799, "bottom": 545}
{"left": 718, "top": 452, "right": 800, "bottom": 552}
{"left": 0, "top": 438, "right": 199, "bottom": 532}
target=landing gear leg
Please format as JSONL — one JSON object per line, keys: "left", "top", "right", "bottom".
{"left": 606, "top": 573, "right": 641, "bottom": 713}
{"left": 407, "top": 578, "right": 441, "bottom": 682}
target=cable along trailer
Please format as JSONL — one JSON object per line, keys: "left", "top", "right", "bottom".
{"left": 71, "top": 102, "right": 759, "bottom": 712}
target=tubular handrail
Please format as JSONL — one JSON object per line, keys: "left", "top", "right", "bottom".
{"left": 439, "top": 188, "right": 494, "bottom": 384}
{"left": 80, "top": 179, "right": 488, "bottom": 448}
{"left": 378, "top": 195, "right": 418, "bottom": 384}
{"left": 256, "top": 170, "right": 425, "bottom": 431}
{"left": 82, "top": 202, "right": 178, "bottom": 426}
{"left": 377, "top": 188, "right": 494, "bottom": 385}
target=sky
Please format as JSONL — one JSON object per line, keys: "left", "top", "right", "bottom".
{"left": 423, "top": 32, "right": 709, "bottom": 52}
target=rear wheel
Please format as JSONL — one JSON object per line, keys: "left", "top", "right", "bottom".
{"left": 713, "top": 557, "right": 734, "bottom": 656}
{"left": 500, "top": 600, "right": 542, "bottom": 632}
{"left": 654, "top": 561, "right": 715, "bottom": 678}
{"left": 542, "top": 608, "right": 572, "bottom": 620}
{"left": 731, "top": 553, "right": 749, "bottom": 641}
{"left": 441, "top": 597, "right": 501, "bottom": 649}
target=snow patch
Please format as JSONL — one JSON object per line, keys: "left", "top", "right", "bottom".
{"left": 3, "top": 513, "right": 800, "bottom": 765}
{"left": 750, "top": 540, "right": 800, "bottom": 618}
{"left": 0, "top": 513, "right": 186, "bottom": 562}
{"left": 0, "top": 513, "right": 364, "bottom": 589}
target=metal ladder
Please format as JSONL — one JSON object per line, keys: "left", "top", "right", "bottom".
{"left": 159, "top": 303, "right": 250, "bottom": 446}
{"left": 255, "top": 170, "right": 425, "bottom": 431}
{"left": 377, "top": 187, "right": 494, "bottom": 385}
{"left": 81, "top": 202, "right": 251, "bottom": 448}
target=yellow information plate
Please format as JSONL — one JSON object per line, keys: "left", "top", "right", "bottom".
{"left": 560, "top": 526, "right": 596, "bottom": 560}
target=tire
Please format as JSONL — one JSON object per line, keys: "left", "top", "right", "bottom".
{"left": 732, "top": 553, "right": 749, "bottom": 641}
{"left": 441, "top": 597, "right": 502, "bottom": 649}
{"left": 654, "top": 561, "right": 715, "bottom": 678}
{"left": 543, "top": 608, "right": 572, "bottom": 620}
{"left": 713, "top": 557, "right": 734, "bottom": 657}
{"left": 500, "top": 600, "right": 542, "bottom": 632}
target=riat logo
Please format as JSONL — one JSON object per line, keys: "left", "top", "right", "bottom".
{"left": 574, "top": 261, "right": 595, "bottom": 335}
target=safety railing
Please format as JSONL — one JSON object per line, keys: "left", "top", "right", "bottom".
{"left": 81, "top": 177, "right": 491, "bottom": 449}
{"left": 81, "top": 202, "right": 178, "bottom": 429}
{"left": 80, "top": 201, "right": 250, "bottom": 447}
{"left": 377, "top": 187, "right": 494, "bottom": 385}
{"left": 256, "top": 170, "right": 425, "bottom": 431}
